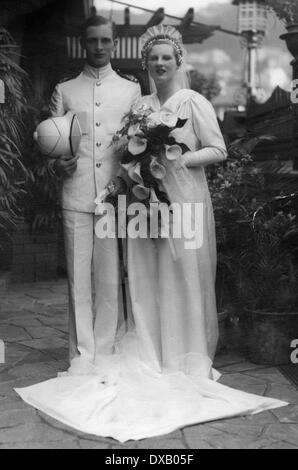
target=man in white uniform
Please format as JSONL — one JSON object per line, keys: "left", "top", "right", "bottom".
{"left": 50, "top": 15, "right": 141, "bottom": 372}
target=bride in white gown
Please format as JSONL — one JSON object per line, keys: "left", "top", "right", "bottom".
{"left": 15, "top": 25, "right": 287, "bottom": 443}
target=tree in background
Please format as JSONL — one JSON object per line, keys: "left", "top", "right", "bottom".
{"left": 189, "top": 69, "right": 221, "bottom": 101}
{"left": 0, "top": 28, "right": 31, "bottom": 252}
{"left": 267, "top": 0, "right": 298, "bottom": 25}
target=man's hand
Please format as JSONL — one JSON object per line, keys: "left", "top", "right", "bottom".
{"left": 54, "top": 155, "right": 79, "bottom": 178}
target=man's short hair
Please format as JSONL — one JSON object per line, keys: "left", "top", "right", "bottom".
{"left": 80, "top": 15, "right": 117, "bottom": 40}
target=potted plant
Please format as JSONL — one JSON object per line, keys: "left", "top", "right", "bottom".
{"left": 267, "top": 0, "right": 298, "bottom": 29}
{"left": 268, "top": 0, "right": 298, "bottom": 58}
{"left": 237, "top": 201, "right": 298, "bottom": 365}
{"left": 0, "top": 28, "right": 60, "bottom": 283}
{"left": 23, "top": 97, "right": 62, "bottom": 232}
{"left": 10, "top": 97, "right": 63, "bottom": 282}
{"left": 0, "top": 28, "right": 31, "bottom": 282}
{"left": 208, "top": 134, "right": 298, "bottom": 357}
{"left": 207, "top": 137, "right": 266, "bottom": 353}
{"left": 189, "top": 69, "right": 221, "bottom": 102}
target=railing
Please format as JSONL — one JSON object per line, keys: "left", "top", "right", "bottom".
{"left": 66, "top": 35, "right": 143, "bottom": 60}
{"left": 0, "top": 79, "right": 4, "bottom": 104}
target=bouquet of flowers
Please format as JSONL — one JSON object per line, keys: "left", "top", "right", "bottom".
{"left": 109, "top": 103, "right": 189, "bottom": 205}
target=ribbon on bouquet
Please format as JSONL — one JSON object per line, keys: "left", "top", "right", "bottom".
{"left": 95, "top": 163, "right": 178, "bottom": 260}
{"left": 123, "top": 161, "right": 178, "bottom": 260}
{"left": 148, "top": 187, "right": 177, "bottom": 260}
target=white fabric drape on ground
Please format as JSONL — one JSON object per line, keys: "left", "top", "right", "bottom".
{"left": 15, "top": 90, "right": 288, "bottom": 442}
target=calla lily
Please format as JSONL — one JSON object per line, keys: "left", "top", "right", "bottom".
{"left": 132, "top": 184, "right": 150, "bottom": 200}
{"left": 147, "top": 112, "right": 162, "bottom": 127}
{"left": 128, "top": 136, "right": 147, "bottom": 155}
{"left": 165, "top": 144, "right": 182, "bottom": 160}
{"left": 149, "top": 157, "right": 166, "bottom": 180}
{"left": 128, "top": 162, "right": 144, "bottom": 184}
{"left": 160, "top": 111, "right": 178, "bottom": 127}
{"left": 169, "top": 128, "right": 181, "bottom": 141}
{"left": 150, "top": 187, "right": 160, "bottom": 204}
{"left": 128, "top": 123, "right": 141, "bottom": 137}
{"left": 120, "top": 162, "right": 131, "bottom": 172}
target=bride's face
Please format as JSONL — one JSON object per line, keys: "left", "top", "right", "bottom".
{"left": 147, "top": 43, "right": 179, "bottom": 85}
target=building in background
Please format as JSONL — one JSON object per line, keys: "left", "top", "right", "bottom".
{"left": 0, "top": 0, "right": 225, "bottom": 100}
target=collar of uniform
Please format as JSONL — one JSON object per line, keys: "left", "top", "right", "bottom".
{"left": 83, "top": 63, "right": 113, "bottom": 81}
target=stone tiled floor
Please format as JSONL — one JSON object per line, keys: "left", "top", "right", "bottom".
{"left": 0, "top": 279, "right": 298, "bottom": 449}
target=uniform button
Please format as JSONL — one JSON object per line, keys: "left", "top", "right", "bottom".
{"left": 96, "top": 142, "right": 101, "bottom": 147}
{"left": 96, "top": 122, "right": 101, "bottom": 127}
{"left": 96, "top": 102, "right": 100, "bottom": 107}
{"left": 96, "top": 163, "right": 101, "bottom": 168}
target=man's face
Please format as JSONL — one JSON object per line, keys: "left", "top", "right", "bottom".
{"left": 81, "top": 25, "right": 116, "bottom": 68}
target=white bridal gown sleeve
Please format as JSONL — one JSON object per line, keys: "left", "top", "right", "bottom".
{"left": 15, "top": 90, "right": 288, "bottom": 443}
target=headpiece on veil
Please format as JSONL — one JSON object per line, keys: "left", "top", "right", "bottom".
{"left": 139, "top": 24, "right": 190, "bottom": 92}
{"left": 140, "top": 25, "right": 184, "bottom": 70}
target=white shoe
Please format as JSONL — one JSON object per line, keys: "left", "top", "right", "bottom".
{"left": 66, "top": 356, "right": 97, "bottom": 376}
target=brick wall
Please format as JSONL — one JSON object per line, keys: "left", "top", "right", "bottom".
{"left": 0, "top": 229, "right": 12, "bottom": 269}
{"left": 11, "top": 222, "right": 58, "bottom": 282}
{"left": 0, "top": 270, "right": 10, "bottom": 312}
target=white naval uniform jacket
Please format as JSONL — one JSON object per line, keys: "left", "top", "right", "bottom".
{"left": 49, "top": 63, "right": 141, "bottom": 213}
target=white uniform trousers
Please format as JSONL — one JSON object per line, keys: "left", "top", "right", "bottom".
{"left": 62, "top": 210, "right": 120, "bottom": 365}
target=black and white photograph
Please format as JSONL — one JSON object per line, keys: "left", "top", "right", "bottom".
{"left": 0, "top": 0, "right": 298, "bottom": 452}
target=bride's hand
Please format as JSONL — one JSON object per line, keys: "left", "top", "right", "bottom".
{"left": 180, "top": 151, "right": 195, "bottom": 168}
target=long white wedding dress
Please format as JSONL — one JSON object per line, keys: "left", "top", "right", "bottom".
{"left": 15, "top": 90, "right": 287, "bottom": 442}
